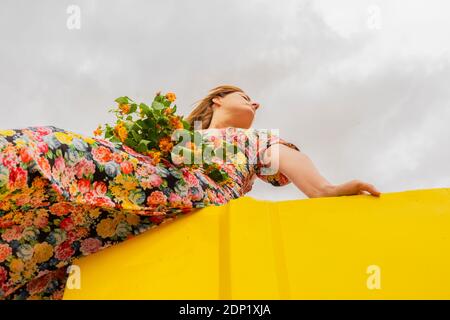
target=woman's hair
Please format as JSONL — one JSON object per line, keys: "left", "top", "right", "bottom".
{"left": 185, "top": 85, "right": 245, "bottom": 129}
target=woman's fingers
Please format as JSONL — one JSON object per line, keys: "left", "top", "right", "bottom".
{"left": 360, "top": 182, "right": 381, "bottom": 197}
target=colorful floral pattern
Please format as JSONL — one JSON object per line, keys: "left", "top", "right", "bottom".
{"left": 0, "top": 125, "right": 300, "bottom": 299}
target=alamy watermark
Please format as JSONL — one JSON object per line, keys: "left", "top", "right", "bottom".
{"left": 66, "top": 5, "right": 81, "bottom": 30}
{"left": 366, "top": 264, "right": 381, "bottom": 290}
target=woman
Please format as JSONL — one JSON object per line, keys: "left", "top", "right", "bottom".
{"left": 186, "top": 85, "right": 381, "bottom": 198}
{"left": 0, "top": 85, "right": 380, "bottom": 300}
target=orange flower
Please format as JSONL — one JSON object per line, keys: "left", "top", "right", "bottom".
{"left": 146, "top": 191, "right": 167, "bottom": 206}
{"left": 165, "top": 92, "right": 176, "bottom": 102}
{"left": 114, "top": 122, "right": 128, "bottom": 142}
{"left": 163, "top": 107, "right": 173, "bottom": 115}
{"left": 159, "top": 137, "right": 173, "bottom": 153}
{"left": 169, "top": 117, "right": 184, "bottom": 129}
{"left": 119, "top": 103, "right": 130, "bottom": 114}
{"left": 146, "top": 150, "right": 161, "bottom": 165}
{"left": 93, "top": 125, "right": 103, "bottom": 136}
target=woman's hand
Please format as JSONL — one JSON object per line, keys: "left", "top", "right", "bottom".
{"left": 267, "top": 144, "right": 382, "bottom": 199}
{"left": 325, "top": 180, "right": 381, "bottom": 197}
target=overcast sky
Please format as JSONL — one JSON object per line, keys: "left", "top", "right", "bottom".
{"left": 0, "top": 0, "right": 449, "bottom": 201}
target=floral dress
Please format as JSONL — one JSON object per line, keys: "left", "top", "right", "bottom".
{"left": 0, "top": 125, "right": 300, "bottom": 300}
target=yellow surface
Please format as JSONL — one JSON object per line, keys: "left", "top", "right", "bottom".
{"left": 63, "top": 188, "right": 450, "bottom": 299}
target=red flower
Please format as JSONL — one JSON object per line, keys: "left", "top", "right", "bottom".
{"left": 60, "top": 217, "right": 75, "bottom": 231}
{"left": 49, "top": 202, "right": 73, "bottom": 216}
{"left": 19, "top": 148, "right": 32, "bottom": 163}
{"left": 80, "top": 238, "right": 102, "bottom": 255}
{"left": 0, "top": 266, "right": 8, "bottom": 286}
{"left": 77, "top": 179, "right": 91, "bottom": 194}
{"left": 8, "top": 167, "right": 27, "bottom": 189}
{"left": 37, "top": 142, "right": 49, "bottom": 154}
{"left": 120, "top": 161, "right": 134, "bottom": 174}
{"left": 37, "top": 157, "right": 51, "bottom": 178}
{"left": 0, "top": 244, "right": 13, "bottom": 263}
{"left": 93, "top": 196, "right": 115, "bottom": 208}
{"left": 55, "top": 241, "right": 75, "bottom": 260}
{"left": 93, "top": 181, "right": 107, "bottom": 196}
{"left": 36, "top": 127, "right": 52, "bottom": 136}
{"left": 150, "top": 215, "right": 165, "bottom": 224}
{"left": 147, "top": 191, "right": 167, "bottom": 206}
{"left": 92, "top": 146, "right": 113, "bottom": 164}
{"left": 112, "top": 153, "right": 123, "bottom": 163}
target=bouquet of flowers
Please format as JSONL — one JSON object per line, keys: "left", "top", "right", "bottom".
{"left": 93, "top": 91, "right": 232, "bottom": 185}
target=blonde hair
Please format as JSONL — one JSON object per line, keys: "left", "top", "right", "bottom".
{"left": 185, "top": 85, "right": 245, "bottom": 129}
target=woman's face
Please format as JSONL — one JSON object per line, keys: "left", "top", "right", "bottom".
{"left": 212, "top": 91, "right": 260, "bottom": 127}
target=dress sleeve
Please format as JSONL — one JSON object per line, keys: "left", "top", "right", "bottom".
{"left": 253, "top": 129, "right": 301, "bottom": 187}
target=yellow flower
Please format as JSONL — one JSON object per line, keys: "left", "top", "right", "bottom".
{"left": 83, "top": 136, "right": 96, "bottom": 144}
{"left": 0, "top": 129, "right": 15, "bottom": 136}
{"left": 10, "top": 272, "right": 21, "bottom": 283}
{"left": 54, "top": 132, "right": 73, "bottom": 144}
{"left": 69, "top": 183, "right": 78, "bottom": 195}
{"left": 114, "top": 123, "right": 128, "bottom": 142}
{"left": 121, "top": 199, "right": 142, "bottom": 211}
{"left": 118, "top": 126, "right": 128, "bottom": 142}
{"left": 0, "top": 201, "right": 11, "bottom": 211}
{"left": 33, "top": 242, "right": 53, "bottom": 263}
{"left": 10, "top": 259, "right": 24, "bottom": 273}
{"left": 23, "top": 260, "right": 38, "bottom": 279}
{"left": 93, "top": 125, "right": 103, "bottom": 136}
{"left": 146, "top": 151, "right": 161, "bottom": 165}
{"left": 15, "top": 139, "right": 27, "bottom": 148}
{"left": 96, "top": 218, "right": 116, "bottom": 238}
{"left": 88, "top": 208, "right": 101, "bottom": 219}
{"left": 67, "top": 131, "right": 83, "bottom": 139}
{"left": 114, "top": 174, "right": 138, "bottom": 190}
{"left": 165, "top": 92, "right": 176, "bottom": 102}
{"left": 126, "top": 214, "right": 140, "bottom": 226}
{"left": 129, "top": 158, "right": 138, "bottom": 167}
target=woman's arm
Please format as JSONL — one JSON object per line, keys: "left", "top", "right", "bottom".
{"left": 262, "top": 144, "right": 381, "bottom": 198}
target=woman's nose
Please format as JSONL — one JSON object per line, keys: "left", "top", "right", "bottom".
{"left": 252, "top": 102, "right": 260, "bottom": 110}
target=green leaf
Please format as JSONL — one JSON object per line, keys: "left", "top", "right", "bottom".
{"left": 139, "top": 103, "right": 150, "bottom": 114}
{"left": 182, "top": 119, "right": 190, "bottom": 130}
{"left": 143, "top": 118, "right": 156, "bottom": 129}
{"left": 114, "top": 96, "right": 129, "bottom": 104}
{"left": 130, "top": 103, "right": 137, "bottom": 113}
{"left": 131, "top": 130, "right": 141, "bottom": 142}
{"left": 152, "top": 101, "right": 165, "bottom": 110}
{"left": 105, "top": 127, "right": 113, "bottom": 139}
{"left": 124, "top": 137, "right": 137, "bottom": 148}
{"left": 137, "top": 139, "right": 150, "bottom": 153}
